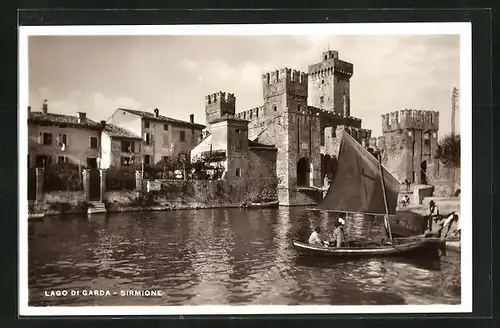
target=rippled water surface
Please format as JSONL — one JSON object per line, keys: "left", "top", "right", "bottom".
{"left": 28, "top": 207, "right": 460, "bottom": 306}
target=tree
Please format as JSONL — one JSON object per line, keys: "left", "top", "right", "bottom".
{"left": 435, "top": 134, "right": 460, "bottom": 167}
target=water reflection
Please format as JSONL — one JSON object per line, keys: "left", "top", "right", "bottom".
{"left": 28, "top": 207, "right": 460, "bottom": 306}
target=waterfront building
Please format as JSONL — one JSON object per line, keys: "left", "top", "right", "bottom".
{"left": 108, "top": 108, "right": 206, "bottom": 165}
{"left": 27, "top": 100, "right": 103, "bottom": 168}
{"left": 100, "top": 123, "right": 144, "bottom": 169}
{"left": 193, "top": 51, "right": 372, "bottom": 206}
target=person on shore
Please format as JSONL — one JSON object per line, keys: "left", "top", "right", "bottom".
{"left": 437, "top": 212, "right": 460, "bottom": 239}
{"left": 427, "top": 200, "right": 440, "bottom": 232}
{"left": 400, "top": 194, "right": 410, "bottom": 207}
{"left": 404, "top": 179, "right": 411, "bottom": 191}
{"left": 308, "top": 227, "right": 323, "bottom": 245}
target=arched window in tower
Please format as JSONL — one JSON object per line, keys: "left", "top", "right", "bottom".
{"left": 320, "top": 96, "right": 324, "bottom": 104}
{"left": 321, "top": 79, "right": 325, "bottom": 84}
{"left": 324, "top": 55, "right": 328, "bottom": 61}
{"left": 273, "top": 105, "right": 277, "bottom": 112}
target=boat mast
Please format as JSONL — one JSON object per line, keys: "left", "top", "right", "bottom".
{"left": 378, "top": 153, "right": 393, "bottom": 242}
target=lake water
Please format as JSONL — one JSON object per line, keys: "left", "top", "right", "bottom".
{"left": 28, "top": 207, "right": 461, "bottom": 306}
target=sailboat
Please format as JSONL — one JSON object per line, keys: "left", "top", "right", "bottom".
{"left": 292, "top": 131, "right": 445, "bottom": 257}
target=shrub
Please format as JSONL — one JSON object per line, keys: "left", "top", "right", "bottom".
{"left": 435, "top": 134, "right": 460, "bottom": 167}
{"left": 106, "top": 166, "right": 137, "bottom": 190}
{"left": 43, "top": 163, "right": 83, "bottom": 191}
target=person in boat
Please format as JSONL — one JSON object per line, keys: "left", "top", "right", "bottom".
{"left": 308, "top": 227, "right": 323, "bottom": 245}
{"left": 333, "top": 216, "right": 347, "bottom": 248}
{"left": 426, "top": 200, "right": 440, "bottom": 232}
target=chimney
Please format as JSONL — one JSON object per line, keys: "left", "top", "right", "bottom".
{"left": 154, "top": 108, "right": 159, "bottom": 118}
{"left": 42, "top": 100, "right": 48, "bottom": 114}
{"left": 77, "top": 112, "right": 86, "bottom": 123}
{"left": 190, "top": 114, "right": 194, "bottom": 124}
{"left": 100, "top": 120, "right": 106, "bottom": 129}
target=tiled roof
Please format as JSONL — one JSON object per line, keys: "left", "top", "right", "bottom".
{"left": 208, "top": 114, "right": 250, "bottom": 125}
{"left": 103, "top": 124, "right": 142, "bottom": 139}
{"left": 28, "top": 111, "right": 102, "bottom": 129}
{"left": 119, "top": 108, "right": 206, "bottom": 129}
{"left": 248, "top": 139, "right": 277, "bottom": 149}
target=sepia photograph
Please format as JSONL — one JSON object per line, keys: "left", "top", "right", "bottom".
{"left": 18, "top": 23, "right": 471, "bottom": 316}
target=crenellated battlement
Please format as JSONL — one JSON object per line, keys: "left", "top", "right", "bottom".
{"left": 205, "top": 91, "right": 236, "bottom": 105}
{"left": 205, "top": 91, "right": 236, "bottom": 125}
{"left": 235, "top": 106, "right": 264, "bottom": 121}
{"left": 308, "top": 106, "right": 362, "bottom": 128}
{"left": 261, "top": 68, "right": 308, "bottom": 85}
{"left": 382, "top": 109, "right": 439, "bottom": 133}
{"left": 308, "top": 50, "right": 354, "bottom": 78}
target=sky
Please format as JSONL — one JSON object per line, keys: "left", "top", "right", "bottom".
{"left": 28, "top": 34, "right": 460, "bottom": 138}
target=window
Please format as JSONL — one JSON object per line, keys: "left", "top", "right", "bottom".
{"left": 57, "top": 156, "right": 68, "bottom": 164}
{"left": 35, "top": 155, "right": 52, "bottom": 167}
{"left": 121, "top": 140, "right": 135, "bottom": 153}
{"left": 235, "top": 129, "right": 240, "bottom": 134}
{"left": 89, "top": 136, "right": 98, "bottom": 149}
{"left": 235, "top": 168, "right": 241, "bottom": 177}
{"left": 145, "top": 133, "right": 152, "bottom": 145}
{"left": 87, "top": 157, "right": 97, "bottom": 168}
{"left": 144, "top": 121, "right": 150, "bottom": 129}
{"left": 57, "top": 133, "right": 68, "bottom": 148}
{"left": 321, "top": 79, "right": 325, "bottom": 84}
{"left": 320, "top": 128, "right": 325, "bottom": 146}
{"left": 164, "top": 123, "right": 169, "bottom": 131}
{"left": 144, "top": 155, "right": 151, "bottom": 165}
{"left": 39, "top": 132, "right": 52, "bottom": 145}
{"left": 180, "top": 130, "right": 186, "bottom": 142}
{"left": 121, "top": 156, "right": 132, "bottom": 166}
{"left": 273, "top": 106, "right": 277, "bottom": 111}
{"left": 320, "top": 96, "right": 324, "bottom": 104}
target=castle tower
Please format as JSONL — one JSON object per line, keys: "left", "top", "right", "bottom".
{"left": 308, "top": 50, "right": 353, "bottom": 116}
{"left": 205, "top": 91, "right": 236, "bottom": 125}
{"left": 380, "top": 109, "right": 439, "bottom": 185}
{"left": 261, "top": 68, "right": 308, "bottom": 114}
{"left": 256, "top": 68, "right": 321, "bottom": 206}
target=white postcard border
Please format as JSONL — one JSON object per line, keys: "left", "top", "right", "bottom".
{"left": 18, "top": 22, "right": 472, "bottom": 316}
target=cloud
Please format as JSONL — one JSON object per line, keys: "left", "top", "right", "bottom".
{"left": 29, "top": 88, "right": 142, "bottom": 121}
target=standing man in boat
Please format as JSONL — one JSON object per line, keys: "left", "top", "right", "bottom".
{"left": 308, "top": 227, "right": 323, "bottom": 245}
{"left": 427, "top": 200, "right": 440, "bottom": 232}
{"left": 334, "top": 216, "right": 347, "bottom": 248}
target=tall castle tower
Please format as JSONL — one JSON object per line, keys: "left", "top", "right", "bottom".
{"left": 251, "top": 68, "right": 322, "bottom": 205}
{"left": 380, "top": 110, "right": 439, "bottom": 184}
{"left": 308, "top": 50, "right": 354, "bottom": 116}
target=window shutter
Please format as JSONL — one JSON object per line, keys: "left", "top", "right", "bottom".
{"left": 38, "top": 132, "right": 43, "bottom": 144}
{"left": 57, "top": 134, "right": 61, "bottom": 145}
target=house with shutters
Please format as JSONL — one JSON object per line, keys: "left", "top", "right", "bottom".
{"left": 107, "top": 108, "right": 205, "bottom": 165}
{"left": 27, "top": 100, "right": 103, "bottom": 169}
{"left": 100, "top": 123, "right": 144, "bottom": 169}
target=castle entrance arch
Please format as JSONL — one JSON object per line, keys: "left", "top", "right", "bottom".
{"left": 420, "top": 160, "right": 428, "bottom": 185}
{"left": 297, "top": 157, "right": 310, "bottom": 187}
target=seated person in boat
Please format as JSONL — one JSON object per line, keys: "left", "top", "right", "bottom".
{"left": 308, "top": 227, "right": 324, "bottom": 246}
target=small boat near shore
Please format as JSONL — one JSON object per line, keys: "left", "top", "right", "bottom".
{"left": 293, "top": 236, "right": 445, "bottom": 258}
{"left": 28, "top": 213, "right": 45, "bottom": 220}
{"left": 245, "top": 200, "right": 279, "bottom": 209}
{"left": 301, "top": 132, "right": 445, "bottom": 259}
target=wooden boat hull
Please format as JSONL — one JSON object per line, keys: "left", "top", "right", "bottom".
{"left": 292, "top": 237, "right": 445, "bottom": 258}
{"left": 245, "top": 200, "right": 279, "bottom": 209}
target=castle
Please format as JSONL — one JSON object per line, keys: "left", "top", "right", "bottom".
{"left": 377, "top": 109, "right": 440, "bottom": 185}
{"left": 192, "top": 50, "right": 372, "bottom": 206}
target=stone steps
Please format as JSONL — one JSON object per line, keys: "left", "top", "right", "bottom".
{"left": 87, "top": 201, "right": 107, "bottom": 215}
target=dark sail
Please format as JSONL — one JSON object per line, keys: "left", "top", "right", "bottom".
{"left": 317, "top": 132, "right": 401, "bottom": 215}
